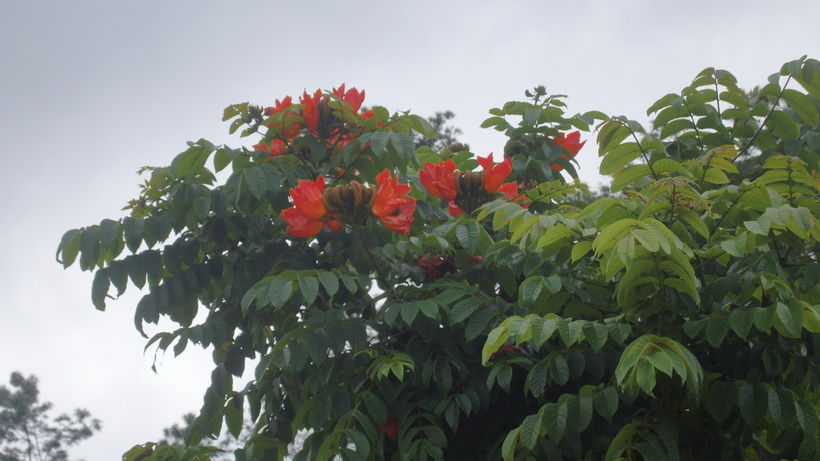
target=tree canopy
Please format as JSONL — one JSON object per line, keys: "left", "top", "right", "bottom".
{"left": 59, "top": 58, "right": 820, "bottom": 460}
{"left": 0, "top": 372, "right": 101, "bottom": 461}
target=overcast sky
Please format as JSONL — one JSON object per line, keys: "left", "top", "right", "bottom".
{"left": 1, "top": 1, "right": 818, "bottom": 459}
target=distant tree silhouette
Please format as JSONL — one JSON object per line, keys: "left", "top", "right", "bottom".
{"left": 0, "top": 372, "right": 100, "bottom": 461}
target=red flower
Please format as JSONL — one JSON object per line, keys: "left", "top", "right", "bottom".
{"left": 264, "top": 96, "right": 301, "bottom": 139}
{"left": 377, "top": 200, "right": 415, "bottom": 233}
{"left": 377, "top": 417, "right": 398, "bottom": 440}
{"left": 551, "top": 131, "right": 585, "bottom": 171}
{"left": 281, "top": 207, "right": 326, "bottom": 238}
{"left": 476, "top": 153, "right": 512, "bottom": 193}
{"left": 416, "top": 253, "right": 458, "bottom": 278}
{"left": 489, "top": 342, "right": 521, "bottom": 361}
{"left": 300, "top": 89, "right": 323, "bottom": 136}
{"left": 372, "top": 170, "right": 415, "bottom": 234}
{"left": 360, "top": 109, "right": 384, "bottom": 127}
{"left": 332, "top": 83, "right": 365, "bottom": 113}
{"left": 419, "top": 159, "right": 457, "bottom": 201}
{"left": 497, "top": 181, "right": 530, "bottom": 208}
{"left": 254, "top": 139, "right": 288, "bottom": 158}
{"left": 290, "top": 178, "right": 327, "bottom": 219}
{"left": 282, "top": 177, "right": 340, "bottom": 238}
{"left": 447, "top": 201, "right": 465, "bottom": 217}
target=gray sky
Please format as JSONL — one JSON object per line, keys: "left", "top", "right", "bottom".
{"left": 1, "top": 1, "right": 818, "bottom": 459}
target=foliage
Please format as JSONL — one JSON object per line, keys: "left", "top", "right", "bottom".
{"left": 0, "top": 372, "right": 101, "bottom": 461}
{"left": 158, "top": 412, "right": 255, "bottom": 461}
{"left": 59, "top": 57, "right": 820, "bottom": 461}
{"left": 412, "top": 111, "right": 463, "bottom": 151}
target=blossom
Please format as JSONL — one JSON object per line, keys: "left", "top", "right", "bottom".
{"left": 263, "top": 96, "right": 300, "bottom": 139}
{"left": 419, "top": 159, "right": 457, "bottom": 201}
{"left": 476, "top": 153, "right": 512, "bottom": 193}
{"left": 372, "top": 170, "right": 415, "bottom": 234}
{"left": 379, "top": 200, "right": 416, "bottom": 234}
{"left": 282, "top": 177, "right": 338, "bottom": 238}
{"left": 300, "top": 89, "right": 323, "bottom": 137}
{"left": 290, "top": 178, "right": 326, "bottom": 219}
{"left": 377, "top": 417, "right": 398, "bottom": 440}
{"left": 489, "top": 342, "right": 522, "bottom": 362}
{"left": 332, "top": 83, "right": 365, "bottom": 114}
{"left": 281, "top": 207, "right": 326, "bottom": 238}
{"left": 254, "top": 139, "right": 288, "bottom": 158}
{"left": 551, "top": 131, "right": 586, "bottom": 171}
{"left": 497, "top": 181, "right": 530, "bottom": 208}
{"left": 447, "top": 201, "right": 465, "bottom": 217}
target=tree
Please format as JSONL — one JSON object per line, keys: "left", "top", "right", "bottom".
{"left": 0, "top": 372, "right": 101, "bottom": 461}
{"left": 412, "top": 111, "right": 463, "bottom": 151}
{"left": 61, "top": 58, "right": 820, "bottom": 461}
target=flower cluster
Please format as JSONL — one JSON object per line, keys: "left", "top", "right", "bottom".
{"left": 281, "top": 170, "right": 415, "bottom": 237}
{"left": 420, "top": 153, "right": 527, "bottom": 216}
{"left": 550, "top": 131, "right": 585, "bottom": 171}
{"left": 253, "top": 84, "right": 375, "bottom": 159}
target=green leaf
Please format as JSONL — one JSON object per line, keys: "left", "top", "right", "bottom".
{"left": 57, "top": 229, "right": 82, "bottom": 268}
{"left": 781, "top": 88, "right": 819, "bottom": 125}
{"left": 611, "top": 164, "right": 652, "bottom": 192}
{"left": 519, "top": 276, "right": 543, "bottom": 307}
{"left": 729, "top": 308, "right": 756, "bottom": 340}
{"left": 597, "top": 122, "right": 632, "bottom": 157}
{"left": 91, "top": 269, "right": 110, "bottom": 311}
{"left": 635, "top": 359, "right": 657, "bottom": 397}
{"left": 401, "top": 301, "right": 420, "bottom": 326}
{"left": 765, "top": 110, "right": 799, "bottom": 140}
{"left": 317, "top": 271, "right": 339, "bottom": 297}
{"left": 450, "top": 298, "right": 481, "bottom": 324}
{"left": 500, "top": 427, "right": 520, "bottom": 461}
{"left": 266, "top": 278, "right": 294, "bottom": 309}
{"left": 705, "top": 314, "right": 730, "bottom": 348}
{"left": 550, "top": 354, "right": 570, "bottom": 386}
{"left": 571, "top": 241, "right": 592, "bottom": 262}
{"left": 122, "top": 218, "right": 144, "bottom": 253}
{"left": 593, "top": 387, "right": 618, "bottom": 421}
{"left": 706, "top": 381, "right": 737, "bottom": 423}
{"left": 600, "top": 142, "right": 643, "bottom": 175}
{"left": 583, "top": 322, "right": 608, "bottom": 352}
{"left": 739, "top": 382, "right": 768, "bottom": 428}
{"left": 419, "top": 299, "right": 439, "bottom": 320}
{"left": 225, "top": 396, "right": 243, "bottom": 438}
{"left": 773, "top": 301, "right": 803, "bottom": 338}
{"left": 702, "top": 167, "right": 730, "bottom": 184}
{"left": 243, "top": 167, "right": 267, "bottom": 199}
{"left": 297, "top": 274, "right": 319, "bottom": 306}
{"left": 527, "top": 360, "right": 548, "bottom": 399}
{"left": 455, "top": 221, "right": 480, "bottom": 253}
{"left": 518, "top": 414, "right": 541, "bottom": 450}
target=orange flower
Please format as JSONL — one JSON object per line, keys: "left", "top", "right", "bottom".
{"left": 300, "top": 89, "right": 323, "bottom": 137}
{"left": 332, "top": 83, "right": 365, "bottom": 113}
{"left": 264, "top": 96, "right": 300, "bottom": 139}
{"left": 290, "top": 178, "right": 327, "bottom": 219}
{"left": 281, "top": 207, "right": 326, "bottom": 238}
{"left": 497, "top": 181, "right": 530, "bottom": 208}
{"left": 254, "top": 139, "right": 288, "bottom": 159}
{"left": 476, "top": 153, "right": 512, "bottom": 193}
{"left": 447, "top": 201, "right": 465, "bottom": 217}
{"left": 419, "top": 159, "right": 457, "bottom": 201}
{"left": 551, "top": 131, "right": 585, "bottom": 171}
{"left": 372, "top": 170, "right": 415, "bottom": 234}
{"left": 372, "top": 170, "right": 411, "bottom": 217}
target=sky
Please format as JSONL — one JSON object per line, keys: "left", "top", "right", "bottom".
{"left": 1, "top": 1, "right": 818, "bottom": 459}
